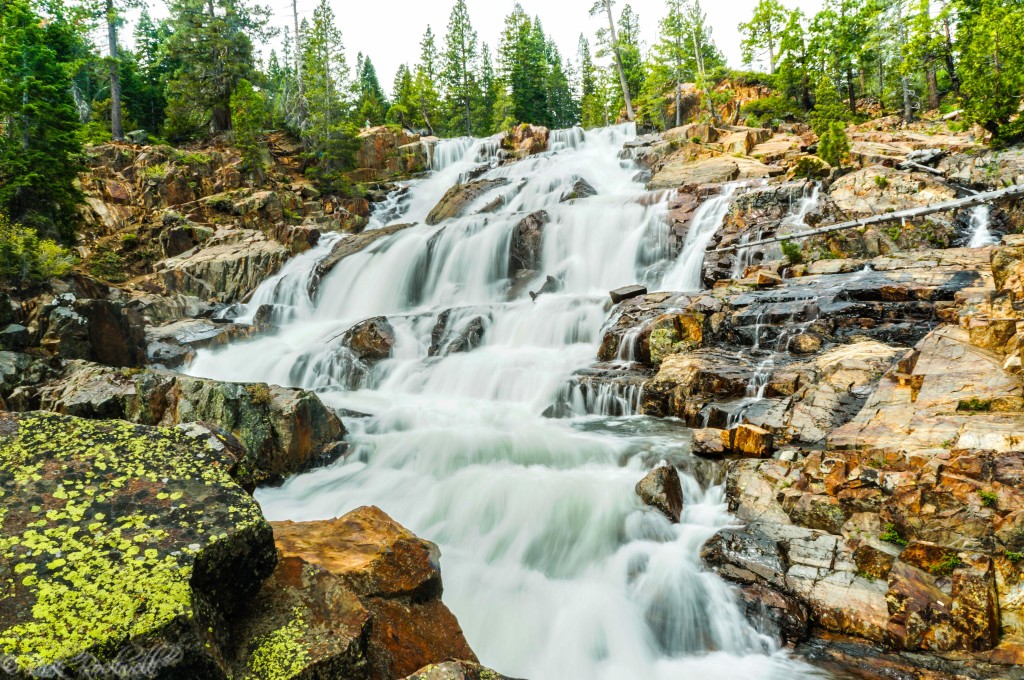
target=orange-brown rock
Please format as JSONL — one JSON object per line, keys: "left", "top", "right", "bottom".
{"left": 272, "top": 507, "right": 478, "bottom": 679}
{"left": 502, "top": 123, "right": 550, "bottom": 159}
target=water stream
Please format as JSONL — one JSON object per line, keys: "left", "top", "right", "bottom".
{"left": 187, "top": 125, "right": 824, "bottom": 679}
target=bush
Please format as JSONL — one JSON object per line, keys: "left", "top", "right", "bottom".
{"left": 230, "top": 79, "right": 267, "bottom": 174}
{"left": 0, "top": 214, "right": 75, "bottom": 287}
{"left": 980, "top": 490, "right": 999, "bottom": 508}
{"left": 880, "top": 523, "right": 908, "bottom": 547}
{"left": 780, "top": 240, "right": 803, "bottom": 265}
{"left": 818, "top": 121, "right": 850, "bottom": 167}
{"left": 740, "top": 96, "right": 804, "bottom": 127}
{"left": 930, "top": 554, "right": 963, "bottom": 576}
{"left": 87, "top": 245, "right": 127, "bottom": 283}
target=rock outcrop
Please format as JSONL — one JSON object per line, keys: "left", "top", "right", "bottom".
{"left": 0, "top": 411, "right": 277, "bottom": 677}
{"left": 271, "top": 507, "right": 478, "bottom": 679}
{"left": 636, "top": 466, "right": 684, "bottom": 523}
{"left": 426, "top": 179, "right": 511, "bottom": 226}
{"left": 32, "top": 362, "right": 346, "bottom": 485}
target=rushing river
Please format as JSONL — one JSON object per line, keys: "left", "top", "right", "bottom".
{"left": 188, "top": 125, "right": 825, "bottom": 679}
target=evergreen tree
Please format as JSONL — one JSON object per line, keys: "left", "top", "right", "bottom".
{"left": 617, "top": 5, "right": 645, "bottom": 104}
{"left": 163, "top": 0, "right": 271, "bottom": 137}
{"left": 473, "top": 44, "right": 498, "bottom": 135}
{"left": 739, "top": 0, "right": 789, "bottom": 73}
{"left": 956, "top": 0, "right": 1024, "bottom": 142}
{"left": 300, "top": 0, "right": 358, "bottom": 191}
{"left": 95, "top": 0, "right": 146, "bottom": 140}
{"left": 776, "top": 9, "right": 812, "bottom": 109}
{"left": 230, "top": 78, "right": 266, "bottom": 174}
{"left": 441, "top": 0, "right": 480, "bottom": 136}
{"left": 132, "top": 10, "right": 173, "bottom": 132}
{"left": 654, "top": 0, "right": 689, "bottom": 127}
{"left": 578, "top": 36, "right": 604, "bottom": 129}
{"left": 355, "top": 54, "right": 388, "bottom": 126}
{"left": 810, "top": 77, "right": 849, "bottom": 165}
{"left": 590, "top": 0, "right": 635, "bottom": 121}
{"left": 0, "top": 0, "right": 84, "bottom": 240}
{"left": 495, "top": 4, "right": 546, "bottom": 128}
{"left": 387, "top": 63, "right": 417, "bottom": 129}
{"left": 414, "top": 26, "right": 442, "bottom": 135}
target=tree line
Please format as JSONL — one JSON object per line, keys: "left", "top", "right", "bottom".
{"left": 0, "top": 0, "right": 1021, "bottom": 245}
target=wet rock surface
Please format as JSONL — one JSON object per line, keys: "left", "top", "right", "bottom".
{"left": 636, "top": 466, "right": 684, "bottom": 523}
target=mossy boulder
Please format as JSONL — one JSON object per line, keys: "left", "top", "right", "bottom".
{"left": 0, "top": 411, "right": 276, "bottom": 678}
{"left": 34, "top": 362, "right": 346, "bottom": 485}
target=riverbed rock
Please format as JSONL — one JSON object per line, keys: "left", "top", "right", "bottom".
{"left": 648, "top": 156, "right": 781, "bottom": 190}
{"left": 501, "top": 124, "right": 549, "bottom": 159}
{"left": 0, "top": 411, "right": 277, "bottom": 677}
{"left": 729, "top": 423, "right": 775, "bottom": 458}
{"left": 342, "top": 317, "right": 396, "bottom": 362}
{"left": 636, "top": 466, "right": 684, "bottom": 523}
{"left": 33, "top": 362, "right": 346, "bottom": 485}
{"left": 559, "top": 178, "right": 597, "bottom": 202}
{"left": 507, "top": 210, "right": 548, "bottom": 276}
{"left": 426, "top": 179, "right": 511, "bottom": 225}
{"left": 429, "top": 310, "right": 486, "bottom": 357}
{"left": 610, "top": 285, "right": 648, "bottom": 304}
{"left": 401, "top": 661, "right": 519, "bottom": 680}
{"left": 350, "top": 126, "right": 429, "bottom": 183}
{"left": 272, "top": 507, "right": 478, "bottom": 680}
{"left": 311, "top": 222, "right": 418, "bottom": 295}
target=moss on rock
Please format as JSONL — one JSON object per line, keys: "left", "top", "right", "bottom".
{"left": 0, "top": 411, "right": 276, "bottom": 677}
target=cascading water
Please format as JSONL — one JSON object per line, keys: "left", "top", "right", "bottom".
{"left": 661, "top": 185, "right": 740, "bottom": 292}
{"left": 968, "top": 204, "right": 998, "bottom": 248}
{"left": 186, "top": 125, "right": 824, "bottom": 680}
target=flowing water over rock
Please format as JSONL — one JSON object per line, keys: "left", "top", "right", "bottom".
{"left": 187, "top": 125, "right": 824, "bottom": 679}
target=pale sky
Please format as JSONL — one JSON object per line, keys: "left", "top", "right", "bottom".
{"left": 127, "top": 0, "right": 828, "bottom": 93}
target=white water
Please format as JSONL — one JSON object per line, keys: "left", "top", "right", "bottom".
{"left": 187, "top": 125, "right": 824, "bottom": 680}
{"left": 968, "top": 205, "right": 998, "bottom": 248}
{"left": 661, "top": 184, "right": 739, "bottom": 292}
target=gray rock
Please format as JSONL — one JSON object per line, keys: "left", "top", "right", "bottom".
{"left": 610, "top": 285, "right": 648, "bottom": 304}
{"left": 0, "top": 324, "right": 29, "bottom": 351}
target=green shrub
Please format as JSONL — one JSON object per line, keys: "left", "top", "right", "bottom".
{"left": 88, "top": 245, "right": 127, "bottom": 283}
{"left": 780, "top": 240, "right": 803, "bottom": 265}
{"left": 1007, "top": 551, "right": 1023, "bottom": 564}
{"left": 874, "top": 175, "right": 890, "bottom": 189}
{"left": 120, "top": 233, "right": 140, "bottom": 249}
{"left": 958, "top": 398, "right": 992, "bottom": 412}
{"left": 881, "top": 523, "right": 909, "bottom": 547}
{"left": 740, "top": 95, "right": 804, "bottom": 127}
{"left": 930, "top": 554, "right": 963, "bottom": 576}
{"left": 141, "top": 163, "right": 169, "bottom": 181}
{"left": 980, "top": 490, "right": 999, "bottom": 508}
{"left": 0, "top": 214, "right": 75, "bottom": 287}
{"left": 230, "top": 79, "right": 267, "bottom": 174}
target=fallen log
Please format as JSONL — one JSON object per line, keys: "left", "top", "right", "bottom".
{"left": 714, "top": 184, "right": 1024, "bottom": 253}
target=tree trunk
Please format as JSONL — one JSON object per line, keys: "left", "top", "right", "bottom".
{"left": 675, "top": 77, "right": 681, "bottom": 127}
{"left": 768, "top": 41, "right": 776, "bottom": 74}
{"left": 845, "top": 67, "right": 856, "bottom": 114}
{"left": 901, "top": 76, "right": 914, "bottom": 122}
{"left": 293, "top": 0, "right": 303, "bottom": 96}
{"left": 926, "top": 68, "right": 939, "bottom": 110}
{"left": 942, "top": 14, "right": 959, "bottom": 94}
{"left": 106, "top": 0, "right": 124, "bottom": 141}
{"left": 604, "top": 2, "right": 634, "bottom": 122}
{"left": 212, "top": 106, "right": 231, "bottom": 132}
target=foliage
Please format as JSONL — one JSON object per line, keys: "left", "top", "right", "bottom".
{"left": 930, "top": 554, "right": 963, "bottom": 576}
{"left": 881, "top": 523, "right": 909, "bottom": 547}
{"left": 230, "top": 79, "right": 267, "bottom": 173}
{"left": 0, "top": 214, "right": 75, "bottom": 287}
{"left": 956, "top": 1, "right": 1024, "bottom": 143}
{"left": 1007, "top": 551, "right": 1023, "bottom": 564}
{"left": 0, "top": 0, "right": 85, "bottom": 242}
{"left": 88, "top": 245, "right": 127, "bottom": 283}
{"left": 980, "top": 490, "right": 998, "bottom": 508}
{"left": 163, "top": 0, "right": 271, "bottom": 138}
{"left": 740, "top": 95, "right": 804, "bottom": 127}
{"left": 780, "top": 240, "right": 803, "bottom": 264}
{"left": 740, "top": 0, "right": 790, "bottom": 73}
{"left": 440, "top": 0, "right": 480, "bottom": 136}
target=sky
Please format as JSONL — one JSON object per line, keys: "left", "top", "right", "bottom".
{"left": 128, "top": 0, "right": 828, "bottom": 92}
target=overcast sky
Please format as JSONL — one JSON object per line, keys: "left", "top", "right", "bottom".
{"left": 132, "top": 0, "right": 827, "bottom": 93}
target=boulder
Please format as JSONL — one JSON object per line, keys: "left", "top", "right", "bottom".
{"left": 39, "top": 295, "right": 147, "bottom": 368}
{"left": 426, "top": 179, "right": 511, "bottom": 226}
{"left": 559, "top": 178, "right": 597, "bottom": 202}
{"left": 401, "top": 661, "right": 518, "bottom": 680}
{"left": 34, "top": 362, "right": 346, "bottom": 485}
{"left": 501, "top": 124, "right": 550, "bottom": 159}
{"left": 157, "top": 229, "right": 289, "bottom": 303}
{"left": 0, "top": 411, "right": 277, "bottom": 677}
{"left": 610, "top": 285, "right": 648, "bottom": 304}
{"left": 692, "top": 428, "right": 728, "bottom": 459}
{"left": 648, "top": 156, "right": 781, "bottom": 190}
{"left": 635, "top": 465, "right": 684, "bottom": 523}
{"left": 429, "top": 311, "right": 486, "bottom": 357}
{"left": 351, "top": 126, "right": 429, "bottom": 182}
{"left": 272, "top": 507, "right": 478, "bottom": 680}
{"left": 342, "top": 317, "right": 396, "bottom": 362}
{"left": 729, "top": 424, "right": 774, "bottom": 458}
{"left": 0, "top": 324, "right": 28, "bottom": 351}
{"left": 509, "top": 210, "right": 548, "bottom": 275}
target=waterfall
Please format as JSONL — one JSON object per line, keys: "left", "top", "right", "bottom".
{"left": 968, "top": 205, "right": 998, "bottom": 248}
{"left": 660, "top": 185, "right": 740, "bottom": 292}
{"left": 186, "top": 125, "right": 823, "bottom": 680}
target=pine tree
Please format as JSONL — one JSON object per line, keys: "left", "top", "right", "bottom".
{"left": 355, "top": 54, "right": 388, "bottom": 126}
{"left": 473, "top": 44, "right": 498, "bottom": 135}
{"left": 810, "top": 77, "right": 849, "bottom": 165}
{"left": 96, "top": 0, "right": 146, "bottom": 140}
{"left": 163, "top": 0, "right": 271, "bottom": 137}
{"left": 956, "top": 0, "right": 1024, "bottom": 142}
{"left": 132, "top": 9, "right": 173, "bottom": 132}
{"left": 441, "top": 0, "right": 480, "bottom": 136}
{"left": 230, "top": 78, "right": 267, "bottom": 178}
{"left": 387, "top": 63, "right": 417, "bottom": 129}
{"left": 0, "top": 0, "right": 84, "bottom": 241}
{"left": 413, "top": 26, "right": 442, "bottom": 135}
{"left": 590, "top": 0, "right": 635, "bottom": 121}
{"left": 654, "top": 0, "right": 689, "bottom": 127}
{"left": 300, "top": 0, "right": 358, "bottom": 192}
{"left": 616, "top": 5, "right": 644, "bottom": 105}
{"left": 739, "top": 0, "right": 789, "bottom": 73}
{"left": 578, "top": 36, "right": 604, "bottom": 129}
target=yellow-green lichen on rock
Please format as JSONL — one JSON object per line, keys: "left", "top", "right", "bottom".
{"left": 0, "top": 411, "right": 276, "bottom": 678}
